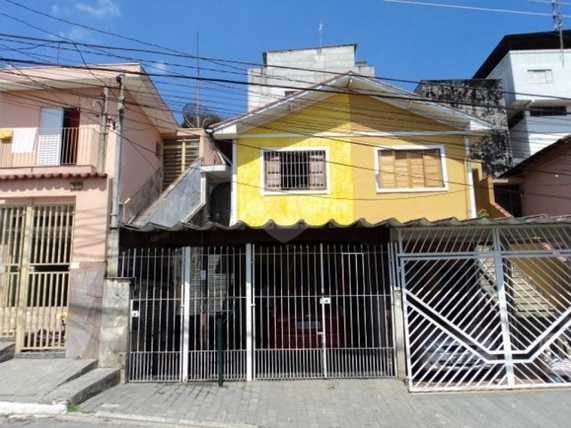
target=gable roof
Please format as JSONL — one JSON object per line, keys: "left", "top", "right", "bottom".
{"left": 502, "top": 135, "right": 571, "bottom": 178}
{"left": 209, "top": 73, "right": 493, "bottom": 139}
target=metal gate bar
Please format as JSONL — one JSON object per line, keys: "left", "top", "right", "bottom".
{"left": 398, "top": 225, "right": 571, "bottom": 392}
{"left": 123, "top": 246, "right": 247, "bottom": 383}
{"left": 253, "top": 243, "right": 395, "bottom": 380}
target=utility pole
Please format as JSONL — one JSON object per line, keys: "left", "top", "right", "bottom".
{"left": 552, "top": 0, "right": 566, "bottom": 65}
{"left": 97, "top": 86, "right": 109, "bottom": 172}
{"left": 108, "top": 74, "right": 125, "bottom": 277}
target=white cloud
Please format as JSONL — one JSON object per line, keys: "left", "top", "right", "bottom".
{"left": 153, "top": 62, "right": 168, "bottom": 74}
{"left": 75, "top": 0, "right": 121, "bottom": 18}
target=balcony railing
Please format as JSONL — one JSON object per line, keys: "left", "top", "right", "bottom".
{"left": 0, "top": 127, "right": 101, "bottom": 170}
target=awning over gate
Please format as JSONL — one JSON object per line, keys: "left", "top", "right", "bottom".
{"left": 126, "top": 214, "right": 571, "bottom": 233}
{"left": 123, "top": 214, "right": 571, "bottom": 244}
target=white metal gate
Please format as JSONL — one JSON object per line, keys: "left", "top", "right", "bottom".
{"left": 253, "top": 244, "right": 395, "bottom": 379}
{"left": 123, "top": 246, "right": 247, "bottom": 382}
{"left": 0, "top": 204, "right": 74, "bottom": 352}
{"left": 398, "top": 225, "right": 571, "bottom": 392}
{"left": 124, "top": 243, "right": 396, "bottom": 382}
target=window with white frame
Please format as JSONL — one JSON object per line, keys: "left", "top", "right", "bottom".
{"left": 376, "top": 147, "right": 445, "bottom": 191}
{"left": 527, "top": 69, "right": 553, "bottom": 84}
{"left": 263, "top": 149, "right": 327, "bottom": 192}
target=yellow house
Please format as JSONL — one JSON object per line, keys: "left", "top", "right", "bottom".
{"left": 211, "top": 74, "right": 499, "bottom": 226}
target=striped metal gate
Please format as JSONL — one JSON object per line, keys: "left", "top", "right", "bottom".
{"left": 253, "top": 243, "right": 395, "bottom": 379}
{"left": 123, "top": 247, "right": 247, "bottom": 382}
{"left": 124, "top": 243, "right": 396, "bottom": 382}
{"left": 398, "top": 225, "right": 571, "bottom": 392}
{"left": 0, "top": 204, "right": 74, "bottom": 352}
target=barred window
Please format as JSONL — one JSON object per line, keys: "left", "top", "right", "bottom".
{"left": 263, "top": 149, "right": 327, "bottom": 192}
{"left": 377, "top": 148, "right": 444, "bottom": 190}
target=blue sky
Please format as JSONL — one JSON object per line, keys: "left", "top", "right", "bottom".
{"left": 0, "top": 0, "right": 566, "bottom": 118}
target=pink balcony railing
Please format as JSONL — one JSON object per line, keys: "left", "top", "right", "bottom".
{"left": 0, "top": 127, "right": 101, "bottom": 170}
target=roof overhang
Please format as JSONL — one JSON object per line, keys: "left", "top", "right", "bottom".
{"left": 211, "top": 74, "right": 493, "bottom": 139}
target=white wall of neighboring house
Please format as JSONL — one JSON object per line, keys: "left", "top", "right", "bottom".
{"left": 487, "top": 49, "right": 571, "bottom": 163}
{"left": 247, "top": 45, "right": 375, "bottom": 111}
{"left": 510, "top": 107, "right": 571, "bottom": 163}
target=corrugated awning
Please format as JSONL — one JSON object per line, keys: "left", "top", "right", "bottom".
{"left": 124, "top": 215, "right": 571, "bottom": 233}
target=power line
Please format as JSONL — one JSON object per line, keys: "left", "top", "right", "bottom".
{"left": 1, "top": 30, "right": 571, "bottom": 107}
{"left": 384, "top": 0, "right": 571, "bottom": 17}
{"left": 4, "top": 61, "right": 571, "bottom": 206}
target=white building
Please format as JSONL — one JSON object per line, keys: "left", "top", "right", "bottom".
{"left": 247, "top": 44, "right": 375, "bottom": 111}
{"left": 474, "top": 31, "right": 571, "bottom": 164}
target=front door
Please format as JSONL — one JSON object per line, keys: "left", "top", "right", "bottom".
{"left": 38, "top": 107, "right": 64, "bottom": 166}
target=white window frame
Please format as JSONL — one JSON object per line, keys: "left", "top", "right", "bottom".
{"left": 260, "top": 147, "right": 331, "bottom": 195}
{"left": 526, "top": 68, "right": 554, "bottom": 84}
{"left": 374, "top": 144, "right": 449, "bottom": 193}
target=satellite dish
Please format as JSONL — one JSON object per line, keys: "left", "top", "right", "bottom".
{"left": 182, "top": 102, "right": 222, "bottom": 128}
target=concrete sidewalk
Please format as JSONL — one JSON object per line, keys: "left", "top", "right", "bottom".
{"left": 81, "top": 379, "right": 571, "bottom": 428}
{"left": 0, "top": 358, "right": 119, "bottom": 416}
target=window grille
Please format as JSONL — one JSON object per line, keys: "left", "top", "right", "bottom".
{"left": 263, "top": 150, "right": 326, "bottom": 192}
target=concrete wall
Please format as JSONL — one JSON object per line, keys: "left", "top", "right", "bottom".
{"left": 120, "top": 94, "right": 162, "bottom": 201}
{"left": 248, "top": 45, "right": 375, "bottom": 111}
{"left": 510, "top": 109, "right": 571, "bottom": 164}
{"left": 507, "top": 50, "right": 571, "bottom": 105}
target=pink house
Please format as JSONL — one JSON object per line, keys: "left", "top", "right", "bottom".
{"left": 0, "top": 64, "right": 179, "bottom": 358}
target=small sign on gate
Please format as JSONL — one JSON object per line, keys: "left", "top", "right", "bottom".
{"left": 131, "top": 310, "right": 140, "bottom": 318}
{"left": 320, "top": 297, "right": 331, "bottom": 305}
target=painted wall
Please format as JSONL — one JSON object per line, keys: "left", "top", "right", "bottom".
{"left": 510, "top": 110, "right": 571, "bottom": 164}
{"left": 120, "top": 93, "right": 162, "bottom": 201}
{"left": 235, "top": 94, "right": 478, "bottom": 226}
{"left": 0, "top": 177, "right": 110, "bottom": 263}
{"left": 349, "top": 96, "right": 473, "bottom": 222}
{"left": 237, "top": 94, "right": 354, "bottom": 226}
{"left": 519, "top": 145, "right": 571, "bottom": 216}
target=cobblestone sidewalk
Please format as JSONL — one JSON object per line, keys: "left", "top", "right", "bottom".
{"left": 81, "top": 379, "right": 571, "bottom": 428}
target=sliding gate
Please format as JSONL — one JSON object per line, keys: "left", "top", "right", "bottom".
{"left": 124, "top": 243, "right": 396, "bottom": 382}
{"left": 398, "top": 225, "right": 571, "bottom": 392}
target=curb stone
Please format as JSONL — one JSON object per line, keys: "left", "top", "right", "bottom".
{"left": 0, "top": 400, "right": 67, "bottom": 416}
{"left": 95, "top": 410, "right": 258, "bottom": 428}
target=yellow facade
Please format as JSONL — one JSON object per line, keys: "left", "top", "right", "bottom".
{"left": 235, "top": 93, "right": 480, "bottom": 226}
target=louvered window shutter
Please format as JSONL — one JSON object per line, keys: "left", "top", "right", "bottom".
{"left": 378, "top": 148, "right": 444, "bottom": 190}
{"left": 409, "top": 151, "right": 425, "bottom": 188}
{"left": 394, "top": 151, "right": 410, "bottom": 189}
{"left": 265, "top": 152, "right": 281, "bottom": 191}
{"left": 423, "top": 149, "right": 444, "bottom": 187}
{"left": 379, "top": 150, "right": 396, "bottom": 189}
{"left": 309, "top": 151, "right": 326, "bottom": 190}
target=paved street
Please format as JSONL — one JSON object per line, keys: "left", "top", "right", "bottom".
{"left": 80, "top": 379, "right": 571, "bottom": 428}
